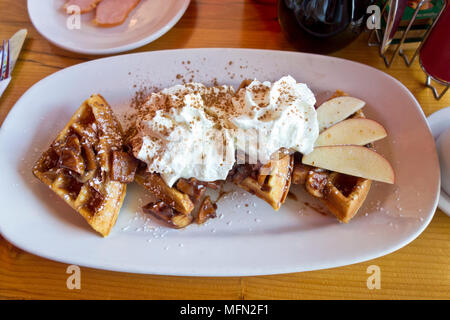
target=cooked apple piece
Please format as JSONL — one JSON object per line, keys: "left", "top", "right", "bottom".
{"left": 58, "top": 135, "right": 85, "bottom": 175}
{"left": 110, "top": 151, "right": 138, "bottom": 183}
{"left": 315, "top": 118, "right": 387, "bottom": 147}
{"left": 197, "top": 196, "right": 217, "bottom": 224}
{"left": 65, "top": 134, "right": 82, "bottom": 152}
{"left": 59, "top": 149, "right": 85, "bottom": 175}
{"left": 142, "top": 201, "right": 193, "bottom": 229}
{"left": 176, "top": 178, "right": 207, "bottom": 202}
{"left": 317, "top": 96, "right": 366, "bottom": 132}
{"left": 302, "top": 145, "right": 395, "bottom": 184}
{"left": 82, "top": 143, "right": 97, "bottom": 170}
{"left": 171, "top": 213, "right": 194, "bottom": 229}
{"left": 71, "top": 122, "right": 98, "bottom": 147}
{"left": 135, "top": 170, "right": 195, "bottom": 215}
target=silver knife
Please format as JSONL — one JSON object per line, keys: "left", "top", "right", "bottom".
{"left": 10, "top": 29, "right": 27, "bottom": 73}
{"left": 0, "top": 29, "right": 27, "bottom": 98}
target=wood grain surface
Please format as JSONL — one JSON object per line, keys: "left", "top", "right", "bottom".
{"left": 0, "top": 0, "right": 449, "bottom": 300}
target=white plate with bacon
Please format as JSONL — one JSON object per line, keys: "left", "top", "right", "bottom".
{"left": 27, "top": 0, "right": 190, "bottom": 55}
{"left": 0, "top": 49, "right": 440, "bottom": 276}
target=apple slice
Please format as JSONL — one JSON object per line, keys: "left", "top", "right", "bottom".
{"left": 302, "top": 145, "right": 395, "bottom": 184}
{"left": 317, "top": 96, "right": 366, "bottom": 132}
{"left": 315, "top": 118, "right": 387, "bottom": 147}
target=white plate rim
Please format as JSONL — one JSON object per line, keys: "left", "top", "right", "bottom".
{"left": 27, "top": 0, "right": 191, "bottom": 55}
{"left": 0, "top": 48, "right": 440, "bottom": 276}
{"left": 427, "top": 106, "right": 450, "bottom": 216}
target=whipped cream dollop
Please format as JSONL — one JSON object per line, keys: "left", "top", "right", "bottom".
{"left": 133, "top": 83, "right": 236, "bottom": 187}
{"left": 231, "top": 76, "right": 318, "bottom": 164}
{"left": 132, "top": 76, "right": 319, "bottom": 187}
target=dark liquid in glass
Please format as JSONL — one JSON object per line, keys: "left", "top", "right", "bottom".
{"left": 278, "top": 0, "right": 373, "bottom": 54}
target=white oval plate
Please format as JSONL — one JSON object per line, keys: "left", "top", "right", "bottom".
{"left": 27, "top": 0, "right": 190, "bottom": 55}
{"left": 0, "top": 49, "right": 440, "bottom": 276}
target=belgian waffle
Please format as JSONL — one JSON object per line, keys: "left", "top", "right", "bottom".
{"left": 292, "top": 91, "right": 372, "bottom": 223}
{"left": 33, "top": 95, "right": 130, "bottom": 236}
{"left": 135, "top": 167, "right": 222, "bottom": 228}
{"left": 233, "top": 153, "right": 294, "bottom": 210}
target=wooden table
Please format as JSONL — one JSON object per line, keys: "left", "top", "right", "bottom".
{"left": 0, "top": 0, "right": 449, "bottom": 300}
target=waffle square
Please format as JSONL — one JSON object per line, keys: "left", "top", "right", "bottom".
{"left": 33, "top": 95, "right": 127, "bottom": 236}
{"left": 237, "top": 154, "right": 294, "bottom": 210}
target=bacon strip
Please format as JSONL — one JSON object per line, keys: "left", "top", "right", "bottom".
{"left": 94, "top": 0, "right": 141, "bottom": 27}
{"left": 64, "top": 0, "right": 102, "bottom": 14}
